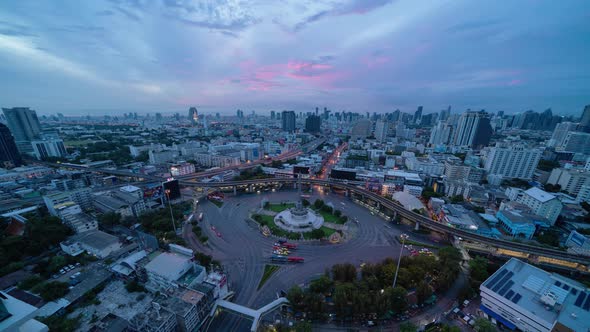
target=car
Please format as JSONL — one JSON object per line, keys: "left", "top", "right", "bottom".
{"left": 59, "top": 269, "right": 66, "bottom": 274}
{"left": 52, "top": 274, "right": 59, "bottom": 279}
{"left": 68, "top": 264, "right": 75, "bottom": 270}
{"left": 64, "top": 266, "right": 71, "bottom": 272}
{"left": 216, "top": 231, "right": 222, "bottom": 238}
{"left": 75, "top": 262, "right": 81, "bottom": 267}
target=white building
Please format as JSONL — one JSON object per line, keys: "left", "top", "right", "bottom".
{"left": 0, "top": 292, "right": 49, "bottom": 332}
{"left": 548, "top": 122, "right": 578, "bottom": 148}
{"left": 170, "top": 162, "right": 195, "bottom": 176}
{"left": 43, "top": 188, "right": 93, "bottom": 215}
{"left": 145, "top": 252, "right": 197, "bottom": 291}
{"left": 429, "top": 121, "right": 453, "bottom": 145}
{"left": 480, "top": 258, "right": 589, "bottom": 332}
{"left": 548, "top": 168, "right": 590, "bottom": 196}
{"left": 60, "top": 230, "right": 121, "bottom": 258}
{"left": 405, "top": 156, "right": 445, "bottom": 176}
{"left": 516, "top": 187, "right": 562, "bottom": 225}
{"left": 559, "top": 131, "right": 590, "bottom": 154}
{"left": 149, "top": 149, "right": 178, "bottom": 164}
{"left": 31, "top": 137, "right": 67, "bottom": 160}
{"left": 483, "top": 143, "right": 541, "bottom": 180}
{"left": 55, "top": 202, "right": 98, "bottom": 233}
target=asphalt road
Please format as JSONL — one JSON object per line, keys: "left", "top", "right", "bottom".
{"left": 184, "top": 188, "right": 439, "bottom": 331}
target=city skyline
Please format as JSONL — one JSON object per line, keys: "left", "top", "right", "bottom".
{"left": 0, "top": 1, "right": 589, "bottom": 115}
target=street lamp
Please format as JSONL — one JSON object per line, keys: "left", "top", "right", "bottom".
{"left": 165, "top": 189, "right": 177, "bottom": 235}
{"left": 393, "top": 233, "right": 409, "bottom": 289}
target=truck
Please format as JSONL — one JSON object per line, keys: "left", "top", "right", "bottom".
{"left": 271, "top": 255, "right": 288, "bottom": 262}
{"left": 287, "top": 256, "right": 304, "bottom": 263}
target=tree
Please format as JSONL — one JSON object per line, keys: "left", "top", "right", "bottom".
{"left": 321, "top": 205, "right": 333, "bottom": 213}
{"left": 310, "top": 228, "right": 325, "bottom": 239}
{"left": 474, "top": 318, "right": 497, "bottom": 332}
{"left": 18, "top": 275, "right": 44, "bottom": 290}
{"left": 400, "top": 322, "right": 417, "bottom": 332}
{"left": 125, "top": 279, "right": 146, "bottom": 293}
{"left": 387, "top": 286, "right": 408, "bottom": 313}
{"left": 39, "top": 281, "right": 69, "bottom": 301}
{"left": 309, "top": 275, "right": 333, "bottom": 294}
{"left": 271, "top": 160, "right": 284, "bottom": 168}
{"left": 331, "top": 263, "right": 357, "bottom": 283}
{"left": 416, "top": 281, "right": 433, "bottom": 304}
{"left": 469, "top": 256, "right": 490, "bottom": 287}
{"left": 313, "top": 199, "right": 325, "bottom": 209}
{"left": 48, "top": 255, "right": 67, "bottom": 273}
{"left": 301, "top": 199, "right": 310, "bottom": 207}
{"left": 450, "top": 195, "right": 464, "bottom": 203}
{"left": 98, "top": 212, "right": 122, "bottom": 228}
{"left": 294, "top": 321, "right": 312, "bottom": 332}
{"left": 287, "top": 285, "right": 305, "bottom": 312}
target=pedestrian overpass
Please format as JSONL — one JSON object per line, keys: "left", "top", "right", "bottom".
{"left": 212, "top": 297, "right": 290, "bottom": 331}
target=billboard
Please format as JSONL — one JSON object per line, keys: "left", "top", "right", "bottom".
{"left": 163, "top": 179, "right": 181, "bottom": 200}
{"left": 143, "top": 183, "right": 163, "bottom": 199}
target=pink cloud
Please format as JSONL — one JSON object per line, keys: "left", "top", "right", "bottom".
{"left": 507, "top": 79, "right": 523, "bottom": 86}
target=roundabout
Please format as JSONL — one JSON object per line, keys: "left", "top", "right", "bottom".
{"left": 182, "top": 189, "right": 445, "bottom": 331}
{"left": 274, "top": 201, "right": 324, "bottom": 233}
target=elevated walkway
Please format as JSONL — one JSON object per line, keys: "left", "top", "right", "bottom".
{"left": 213, "top": 297, "right": 290, "bottom": 331}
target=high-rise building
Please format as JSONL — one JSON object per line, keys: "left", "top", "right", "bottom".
{"left": 484, "top": 143, "right": 541, "bottom": 180}
{"left": 31, "top": 137, "right": 67, "bottom": 160}
{"left": 281, "top": 111, "right": 296, "bottom": 132}
{"left": 0, "top": 123, "right": 21, "bottom": 167}
{"left": 188, "top": 107, "right": 198, "bottom": 124}
{"left": 2, "top": 107, "right": 42, "bottom": 154}
{"left": 323, "top": 107, "right": 330, "bottom": 120}
{"left": 516, "top": 187, "right": 562, "bottom": 225}
{"left": 453, "top": 110, "right": 493, "bottom": 147}
{"left": 548, "top": 168, "right": 590, "bottom": 197}
{"left": 560, "top": 131, "right": 590, "bottom": 154}
{"left": 374, "top": 120, "right": 390, "bottom": 142}
{"left": 549, "top": 122, "right": 579, "bottom": 148}
{"left": 270, "top": 111, "right": 275, "bottom": 120}
{"left": 351, "top": 120, "right": 372, "bottom": 138}
{"left": 429, "top": 122, "right": 453, "bottom": 145}
{"left": 413, "top": 106, "right": 423, "bottom": 125}
{"left": 578, "top": 104, "right": 590, "bottom": 133}
{"left": 305, "top": 115, "right": 321, "bottom": 133}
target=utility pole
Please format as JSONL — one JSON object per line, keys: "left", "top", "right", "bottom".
{"left": 165, "top": 189, "right": 177, "bottom": 235}
{"left": 393, "top": 233, "right": 409, "bottom": 289}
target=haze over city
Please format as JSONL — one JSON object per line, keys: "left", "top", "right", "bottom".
{"left": 1, "top": 0, "right": 589, "bottom": 115}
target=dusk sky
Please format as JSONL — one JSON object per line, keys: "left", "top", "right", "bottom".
{"left": 0, "top": 0, "right": 589, "bottom": 115}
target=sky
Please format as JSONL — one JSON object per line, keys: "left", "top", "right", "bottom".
{"left": 0, "top": 0, "right": 589, "bottom": 116}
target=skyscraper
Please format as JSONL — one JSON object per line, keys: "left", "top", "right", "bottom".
{"left": 453, "top": 110, "right": 493, "bottom": 147}
{"left": 413, "top": 106, "right": 423, "bottom": 125}
{"left": 270, "top": 111, "right": 276, "bottom": 120}
{"left": 2, "top": 107, "right": 42, "bottom": 154}
{"left": 188, "top": 107, "right": 198, "bottom": 124}
{"left": 282, "top": 111, "right": 296, "bottom": 132}
{"left": 305, "top": 115, "right": 321, "bottom": 133}
{"left": 579, "top": 104, "right": 590, "bottom": 133}
{"left": 0, "top": 124, "right": 22, "bottom": 167}
{"left": 374, "top": 120, "right": 390, "bottom": 142}
{"left": 429, "top": 122, "right": 453, "bottom": 145}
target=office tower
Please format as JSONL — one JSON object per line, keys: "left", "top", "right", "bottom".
{"left": 2, "top": 107, "right": 42, "bottom": 154}
{"left": 281, "top": 111, "right": 296, "bottom": 132}
{"left": 560, "top": 131, "right": 590, "bottom": 154}
{"left": 413, "top": 106, "right": 423, "bottom": 124}
{"left": 484, "top": 143, "right": 541, "bottom": 180}
{"left": 548, "top": 168, "right": 590, "bottom": 196}
{"left": 155, "top": 113, "right": 163, "bottom": 122}
{"left": 579, "top": 105, "right": 590, "bottom": 133}
{"left": 351, "top": 120, "right": 371, "bottom": 138}
{"left": 0, "top": 124, "right": 22, "bottom": 167}
{"left": 31, "top": 137, "right": 67, "bottom": 160}
{"left": 439, "top": 106, "right": 451, "bottom": 121}
{"left": 323, "top": 107, "right": 330, "bottom": 120}
{"left": 429, "top": 122, "right": 453, "bottom": 145}
{"left": 305, "top": 115, "right": 321, "bottom": 133}
{"left": 188, "top": 107, "right": 198, "bottom": 123}
{"left": 549, "top": 122, "right": 579, "bottom": 148}
{"left": 270, "top": 111, "right": 275, "bottom": 120}
{"left": 453, "top": 110, "right": 493, "bottom": 147}
{"left": 315, "top": 107, "right": 319, "bottom": 116}
{"left": 374, "top": 120, "right": 390, "bottom": 142}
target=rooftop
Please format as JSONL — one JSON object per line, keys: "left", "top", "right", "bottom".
{"left": 481, "top": 258, "right": 590, "bottom": 332}
{"left": 75, "top": 230, "right": 119, "bottom": 250}
{"left": 525, "top": 187, "right": 556, "bottom": 203}
{"left": 145, "top": 252, "right": 191, "bottom": 281}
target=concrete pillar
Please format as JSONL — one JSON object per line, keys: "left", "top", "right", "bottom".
{"left": 393, "top": 211, "right": 398, "bottom": 221}
{"left": 249, "top": 184, "right": 253, "bottom": 192}
{"left": 415, "top": 221, "right": 420, "bottom": 231}
{"left": 376, "top": 202, "right": 381, "bottom": 210}
{"left": 233, "top": 186, "right": 237, "bottom": 195}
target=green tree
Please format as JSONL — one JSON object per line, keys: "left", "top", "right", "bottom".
{"left": 125, "top": 279, "right": 146, "bottom": 293}
{"left": 387, "top": 286, "right": 408, "bottom": 313}
{"left": 310, "top": 228, "right": 325, "bottom": 239}
{"left": 313, "top": 199, "right": 325, "bottom": 209}
{"left": 287, "top": 285, "right": 305, "bottom": 312}
{"left": 48, "top": 255, "right": 67, "bottom": 273}
{"left": 474, "top": 318, "right": 497, "bottom": 332}
{"left": 450, "top": 195, "right": 464, "bottom": 203}
{"left": 400, "top": 322, "right": 417, "bottom": 332}
{"left": 416, "top": 281, "right": 433, "bottom": 304}
{"left": 98, "top": 212, "right": 122, "bottom": 227}
{"left": 301, "top": 199, "right": 310, "bottom": 207}
{"left": 38, "top": 281, "right": 69, "bottom": 301}
{"left": 469, "top": 257, "right": 490, "bottom": 287}
{"left": 18, "top": 275, "right": 44, "bottom": 290}
{"left": 309, "top": 275, "right": 333, "bottom": 294}
{"left": 331, "top": 263, "right": 357, "bottom": 283}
